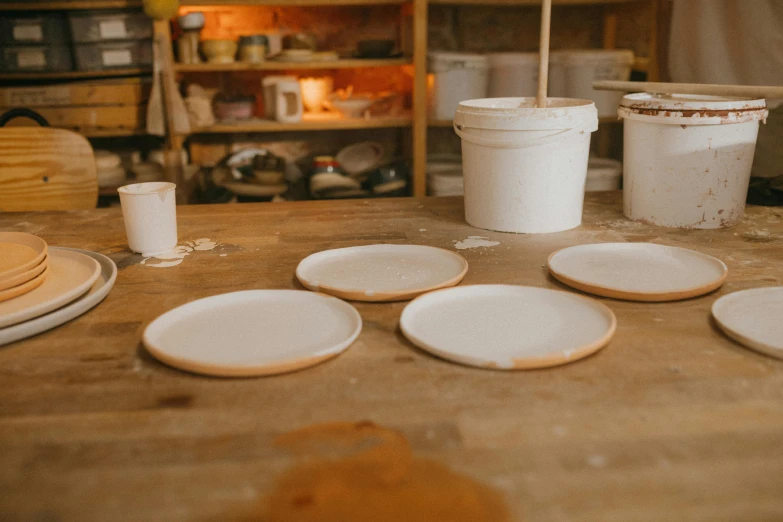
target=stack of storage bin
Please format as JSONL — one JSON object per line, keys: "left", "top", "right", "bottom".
{"left": 68, "top": 10, "right": 152, "bottom": 71}
{"left": 0, "top": 14, "right": 73, "bottom": 73}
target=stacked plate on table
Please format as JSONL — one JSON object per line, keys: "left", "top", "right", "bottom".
{"left": 0, "top": 232, "right": 118, "bottom": 347}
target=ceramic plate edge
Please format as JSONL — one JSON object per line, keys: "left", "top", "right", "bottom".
{"left": 295, "top": 245, "right": 469, "bottom": 302}
{"left": 399, "top": 284, "right": 617, "bottom": 370}
{"left": 141, "top": 290, "right": 363, "bottom": 377}
{"left": 0, "top": 248, "right": 117, "bottom": 347}
{"left": 711, "top": 289, "right": 783, "bottom": 360}
{"left": 547, "top": 244, "right": 728, "bottom": 302}
{"left": 0, "top": 232, "right": 48, "bottom": 280}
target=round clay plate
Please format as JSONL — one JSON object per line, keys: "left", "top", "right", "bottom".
{"left": 0, "top": 254, "right": 48, "bottom": 292}
{"left": 548, "top": 242, "right": 727, "bottom": 302}
{"left": 296, "top": 244, "right": 469, "bottom": 302}
{"left": 712, "top": 287, "right": 783, "bottom": 360}
{"left": 0, "top": 249, "right": 101, "bottom": 328}
{"left": 0, "top": 232, "right": 47, "bottom": 282}
{"left": 400, "top": 285, "right": 616, "bottom": 370}
{"left": 143, "top": 290, "right": 362, "bottom": 377}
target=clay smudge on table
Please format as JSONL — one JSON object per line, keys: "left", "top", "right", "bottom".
{"left": 263, "top": 421, "right": 511, "bottom": 522}
{"left": 140, "top": 238, "right": 220, "bottom": 268}
{"left": 454, "top": 236, "right": 501, "bottom": 250}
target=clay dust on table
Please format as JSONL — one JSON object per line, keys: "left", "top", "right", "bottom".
{"left": 263, "top": 421, "right": 511, "bottom": 522}
{"left": 454, "top": 236, "right": 501, "bottom": 250}
{"left": 140, "top": 238, "right": 219, "bottom": 268}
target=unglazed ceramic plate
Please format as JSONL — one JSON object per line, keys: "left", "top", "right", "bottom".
{"left": 548, "top": 242, "right": 727, "bottom": 301}
{"left": 0, "top": 255, "right": 47, "bottom": 292}
{"left": 143, "top": 290, "right": 362, "bottom": 377}
{"left": 0, "top": 266, "right": 48, "bottom": 303}
{"left": 0, "top": 248, "right": 117, "bottom": 347}
{"left": 0, "top": 249, "right": 101, "bottom": 328}
{"left": 296, "top": 244, "right": 469, "bottom": 302}
{"left": 400, "top": 285, "right": 616, "bottom": 369}
{"left": 0, "top": 232, "right": 47, "bottom": 281}
{"left": 712, "top": 287, "right": 783, "bottom": 360}
{"left": 222, "top": 181, "right": 287, "bottom": 197}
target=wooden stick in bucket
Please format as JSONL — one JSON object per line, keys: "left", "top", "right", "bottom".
{"left": 536, "top": 0, "right": 553, "bottom": 108}
{"left": 593, "top": 81, "right": 783, "bottom": 100}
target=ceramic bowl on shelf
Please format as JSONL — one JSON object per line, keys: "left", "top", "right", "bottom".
{"left": 326, "top": 95, "right": 374, "bottom": 118}
{"left": 178, "top": 12, "right": 205, "bottom": 30}
{"left": 201, "top": 39, "right": 237, "bottom": 64}
{"left": 213, "top": 95, "right": 255, "bottom": 121}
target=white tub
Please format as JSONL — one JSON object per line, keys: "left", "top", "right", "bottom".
{"left": 487, "top": 52, "right": 539, "bottom": 98}
{"left": 454, "top": 97, "right": 598, "bottom": 234}
{"left": 428, "top": 52, "right": 489, "bottom": 121}
{"left": 619, "top": 93, "right": 768, "bottom": 228}
{"left": 553, "top": 49, "right": 634, "bottom": 118}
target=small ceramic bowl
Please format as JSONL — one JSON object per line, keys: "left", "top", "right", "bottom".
{"left": 327, "top": 96, "right": 374, "bottom": 118}
{"left": 368, "top": 162, "right": 409, "bottom": 195}
{"left": 201, "top": 39, "right": 237, "bottom": 64}
{"left": 357, "top": 39, "right": 395, "bottom": 58}
{"left": 213, "top": 95, "right": 255, "bottom": 121}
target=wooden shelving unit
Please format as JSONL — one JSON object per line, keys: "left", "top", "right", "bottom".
{"left": 0, "top": 68, "right": 151, "bottom": 81}
{"left": 0, "top": 0, "right": 141, "bottom": 9}
{"left": 174, "top": 57, "right": 411, "bottom": 72}
{"left": 192, "top": 116, "right": 412, "bottom": 134}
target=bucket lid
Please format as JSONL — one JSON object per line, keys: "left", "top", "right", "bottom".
{"left": 551, "top": 49, "right": 634, "bottom": 65}
{"left": 454, "top": 97, "right": 599, "bottom": 131}
{"left": 487, "top": 52, "right": 539, "bottom": 66}
{"left": 619, "top": 93, "right": 768, "bottom": 125}
{"left": 428, "top": 51, "right": 489, "bottom": 71}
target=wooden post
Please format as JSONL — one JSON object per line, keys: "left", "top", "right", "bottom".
{"left": 412, "top": 0, "right": 428, "bottom": 197}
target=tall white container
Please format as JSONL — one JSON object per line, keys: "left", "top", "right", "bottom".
{"left": 555, "top": 50, "right": 634, "bottom": 118}
{"left": 454, "top": 97, "right": 599, "bottom": 234}
{"left": 619, "top": 93, "right": 768, "bottom": 229}
{"left": 428, "top": 52, "right": 489, "bottom": 120}
{"left": 487, "top": 52, "right": 539, "bottom": 98}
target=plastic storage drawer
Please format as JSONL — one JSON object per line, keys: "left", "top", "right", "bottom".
{"left": 0, "top": 46, "right": 73, "bottom": 72}
{"left": 73, "top": 40, "right": 152, "bottom": 71}
{"left": 68, "top": 11, "right": 152, "bottom": 43}
{"left": 0, "top": 14, "right": 71, "bottom": 45}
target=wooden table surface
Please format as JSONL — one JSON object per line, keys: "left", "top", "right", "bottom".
{"left": 1, "top": 193, "right": 782, "bottom": 522}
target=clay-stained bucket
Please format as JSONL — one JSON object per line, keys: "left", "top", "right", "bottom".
{"left": 619, "top": 93, "right": 768, "bottom": 229}
{"left": 454, "top": 97, "right": 598, "bottom": 234}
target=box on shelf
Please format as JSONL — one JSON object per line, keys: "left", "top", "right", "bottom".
{"left": 68, "top": 10, "right": 152, "bottom": 43}
{"left": 0, "top": 14, "right": 71, "bottom": 46}
{"left": 73, "top": 40, "right": 152, "bottom": 71}
{"left": 0, "top": 105, "right": 145, "bottom": 132}
{"left": 0, "top": 78, "right": 151, "bottom": 108}
{"left": 0, "top": 45, "right": 72, "bottom": 72}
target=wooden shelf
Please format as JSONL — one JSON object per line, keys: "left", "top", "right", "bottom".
{"left": 81, "top": 128, "right": 151, "bottom": 138}
{"left": 0, "top": 69, "right": 151, "bottom": 81}
{"left": 181, "top": 0, "right": 407, "bottom": 5}
{"left": 0, "top": 0, "right": 141, "bottom": 10}
{"left": 176, "top": 58, "right": 412, "bottom": 73}
{"left": 192, "top": 115, "right": 411, "bottom": 134}
{"left": 429, "top": 0, "right": 645, "bottom": 4}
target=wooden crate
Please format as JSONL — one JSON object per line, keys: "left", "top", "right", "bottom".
{"left": 0, "top": 78, "right": 151, "bottom": 108}
{"left": 4, "top": 105, "right": 145, "bottom": 132}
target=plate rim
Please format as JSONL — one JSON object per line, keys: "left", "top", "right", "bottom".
{"left": 399, "top": 284, "right": 617, "bottom": 370}
{"left": 0, "top": 265, "right": 49, "bottom": 303}
{"left": 0, "top": 232, "right": 48, "bottom": 281}
{"left": 711, "top": 286, "right": 783, "bottom": 360}
{"left": 296, "top": 244, "right": 469, "bottom": 302}
{"left": 142, "top": 289, "right": 363, "bottom": 377}
{"left": 0, "top": 254, "right": 48, "bottom": 292}
{"left": 547, "top": 242, "right": 728, "bottom": 302}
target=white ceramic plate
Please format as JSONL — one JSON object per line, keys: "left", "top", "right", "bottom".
{"left": 0, "top": 249, "right": 101, "bottom": 329}
{"left": 548, "top": 242, "right": 727, "bottom": 302}
{"left": 143, "top": 290, "right": 362, "bottom": 377}
{"left": 296, "top": 244, "right": 469, "bottom": 302}
{"left": 712, "top": 287, "right": 783, "bottom": 360}
{"left": 0, "top": 232, "right": 47, "bottom": 281}
{"left": 0, "top": 248, "right": 117, "bottom": 347}
{"left": 400, "top": 285, "right": 616, "bottom": 370}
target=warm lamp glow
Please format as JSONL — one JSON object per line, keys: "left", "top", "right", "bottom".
{"left": 299, "top": 77, "right": 334, "bottom": 113}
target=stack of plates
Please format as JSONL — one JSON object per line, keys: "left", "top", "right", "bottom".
{"left": 95, "top": 150, "right": 127, "bottom": 188}
{"left": 0, "top": 232, "right": 117, "bottom": 346}
{"left": 427, "top": 156, "right": 463, "bottom": 196}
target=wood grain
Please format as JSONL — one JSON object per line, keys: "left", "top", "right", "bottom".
{"left": 0, "top": 193, "right": 782, "bottom": 521}
{"left": 0, "top": 127, "right": 98, "bottom": 211}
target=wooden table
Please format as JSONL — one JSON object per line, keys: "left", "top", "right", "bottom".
{"left": 1, "top": 193, "right": 782, "bottom": 522}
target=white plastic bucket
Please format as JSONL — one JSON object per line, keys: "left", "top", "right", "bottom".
{"left": 556, "top": 50, "right": 634, "bottom": 118}
{"left": 454, "top": 97, "right": 599, "bottom": 234}
{"left": 586, "top": 157, "right": 622, "bottom": 191}
{"left": 619, "top": 93, "right": 768, "bottom": 229}
{"left": 487, "top": 53, "right": 539, "bottom": 98}
{"left": 428, "top": 52, "right": 489, "bottom": 120}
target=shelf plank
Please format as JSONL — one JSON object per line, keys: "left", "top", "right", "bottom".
{"left": 0, "top": 69, "right": 151, "bottom": 81}
{"left": 182, "top": 0, "right": 407, "bottom": 5}
{"left": 192, "top": 115, "right": 411, "bottom": 134}
{"left": 430, "top": 0, "right": 645, "bottom": 4}
{"left": 0, "top": 0, "right": 141, "bottom": 10}
{"left": 176, "top": 58, "right": 412, "bottom": 73}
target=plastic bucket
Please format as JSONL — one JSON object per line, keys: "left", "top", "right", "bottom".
{"left": 454, "top": 97, "right": 599, "bottom": 233}
{"left": 586, "top": 157, "right": 622, "bottom": 191}
{"left": 619, "top": 93, "right": 768, "bottom": 228}
{"left": 557, "top": 49, "right": 634, "bottom": 118}
{"left": 487, "top": 52, "right": 538, "bottom": 98}
{"left": 428, "top": 52, "right": 489, "bottom": 120}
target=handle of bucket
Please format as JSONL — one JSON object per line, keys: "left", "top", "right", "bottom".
{"left": 453, "top": 122, "right": 589, "bottom": 149}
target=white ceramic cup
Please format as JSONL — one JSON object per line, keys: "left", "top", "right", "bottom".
{"left": 118, "top": 182, "right": 178, "bottom": 256}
